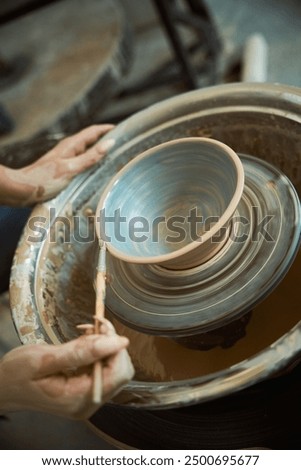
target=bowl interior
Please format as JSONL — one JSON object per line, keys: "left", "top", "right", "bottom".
{"left": 98, "top": 138, "right": 242, "bottom": 260}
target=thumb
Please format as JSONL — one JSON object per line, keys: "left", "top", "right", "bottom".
{"left": 35, "top": 334, "right": 129, "bottom": 377}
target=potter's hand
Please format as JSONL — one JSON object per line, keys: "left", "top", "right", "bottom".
{"left": 0, "top": 124, "right": 114, "bottom": 206}
{"left": 0, "top": 331, "right": 134, "bottom": 419}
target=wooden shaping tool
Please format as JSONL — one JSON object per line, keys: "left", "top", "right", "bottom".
{"left": 76, "top": 240, "right": 107, "bottom": 404}
{"left": 92, "top": 240, "right": 107, "bottom": 404}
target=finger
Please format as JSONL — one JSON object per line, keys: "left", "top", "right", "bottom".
{"left": 38, "top": 370, "right": 92, "bottom": 398}
{"left": 74, "top": 124, "right": 115, "bottom": 144}
{"left": 100, "top": 319, "right": 116, "bottom": 335}
{"left": 61, "top": 140, "right": 114, "bottom": 175}
{"left": 102, "top": 349, "right": 135, "bottom": 401}
{"left": 37, "top": 373, "right": 99, "bottom": 419}
{"left": 36, "top": 334, "right": 129, "bottom": 377}
{"left": 57, "top": 125, "right": 115, "bottom": 157}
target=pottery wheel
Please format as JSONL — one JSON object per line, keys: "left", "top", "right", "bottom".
{"left": 106, "top": 154, "right": 300, "bottom": 337}
{"left": 0, "top": 0, "right": 131, "bottom": 146}
{"left": 10, "top": 83, "right": 301, "bottom": 409}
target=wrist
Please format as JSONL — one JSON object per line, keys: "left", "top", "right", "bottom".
{"left": 0, "top": 166, "right": 35, "bottom": 206}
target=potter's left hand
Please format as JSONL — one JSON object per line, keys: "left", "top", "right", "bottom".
{"left": 0, "top": 124, "right": 115, "bottom": 206}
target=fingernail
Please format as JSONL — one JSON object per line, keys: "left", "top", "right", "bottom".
{"left": 100, "top": 138, "right": 115, "bottom": 152}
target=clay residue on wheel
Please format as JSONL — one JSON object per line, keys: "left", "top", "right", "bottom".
{"left": 107, "top": 250, "right": 301, "bottom": 382}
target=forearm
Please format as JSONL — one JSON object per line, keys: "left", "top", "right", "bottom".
{"left": 0, "top": 165, "right": 34, "bottom": 207}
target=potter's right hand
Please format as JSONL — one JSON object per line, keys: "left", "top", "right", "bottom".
{"left": 0, "top": 330, "right": 134, "bottom": 419}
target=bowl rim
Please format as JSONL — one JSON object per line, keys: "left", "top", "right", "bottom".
{"left": 96, "top": 137, "right": 245, "bottom": 264}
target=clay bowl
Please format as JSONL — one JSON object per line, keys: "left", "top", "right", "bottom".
{"left": 96, "top": 137, "right": 244, "bottom": 269}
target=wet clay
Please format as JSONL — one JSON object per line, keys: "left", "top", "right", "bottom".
{"left": 109, "top": 250, "right": 301, "bottom": 382}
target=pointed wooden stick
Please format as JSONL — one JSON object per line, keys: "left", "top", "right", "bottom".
{"left": 92, "top": 240, "right": 107, "bottom": 404}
